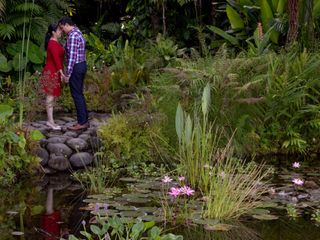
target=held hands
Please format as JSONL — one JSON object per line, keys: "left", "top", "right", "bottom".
{"left": 59, "top": 70, "right": 69, "bottom": 83}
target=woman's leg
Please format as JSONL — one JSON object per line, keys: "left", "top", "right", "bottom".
{"left": 46, "top": 95, "right": 55, "bottom": 124}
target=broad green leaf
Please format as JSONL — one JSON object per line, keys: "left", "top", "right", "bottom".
{"left": 0, "top": 54, "right": 12, "bottom": 72}
{"left": 90, "top": 225, "right": 102, "bottom": 235}
{"left": 131, "top": 221, "right": 144, "bottom": 238}
{"left": 31, "top": 205, "right": 44, "bottom": 216}
{"left": 207, "top": 26, "right": 239, "bottom": 45}
{"left": 161, "top": 234, "right": 184, "bottom": 240}
{"left": 148, "top": 226, "right": 161, "bottom": 239}
{"left": 260, "top": 0, "right": 279, "bottom": 43}
{"left": 202, "top": 83, "right": 211, "bottom": 117}
{"left": 226, "top": 5, "right": 244, "bottom": 29}
{"left": 67, "top": 235, "right": 78, "bottom": 240}
{"left": 277, "top": 0, "right": 287, "bottom": 14}
{"left": 0, "top": 104, "right": 13, "bottom": 122}
{"left": 30, "top": 129, "right": 44, "bottom": 141}
{"left": 28, "top": 43, "right": 44, "bottom": 64}
{"left": 143, "top": 221, "right": 155, "bottom": 231}
{"left": 12, "top": 53, "right": 27, "bottom": 71}
{"left": 175, "top": 103, "right": 184, "bottom": 142}
{"left": 313, "top": 0, "right": 320, "bottom": 18}
{"left": 185, "top": 114, "right": 192, "bottom": 145}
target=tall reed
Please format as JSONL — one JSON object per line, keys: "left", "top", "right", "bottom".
{"left": 18, "top": 0, "right": 35, "bottom": 127}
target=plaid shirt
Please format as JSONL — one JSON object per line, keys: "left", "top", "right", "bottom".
{"left": 65, "top": 27, "right": 86, "bottom": 76}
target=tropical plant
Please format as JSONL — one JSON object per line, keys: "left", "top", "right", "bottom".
{"left": 67, "top": 216, "right": 183, "bottom": 240}
{"left": 0, "top": 0, "right": 68, "bottom": 44}
{"left": 0, "top": 103, "right": 43, "bottom": 186}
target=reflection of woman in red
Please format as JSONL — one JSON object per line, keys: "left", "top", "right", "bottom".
{"left": 40, "top": 23, "right": 65, "bottom": 130}
{"left": 41, "top": 188, "right": 61, "bottom": 240}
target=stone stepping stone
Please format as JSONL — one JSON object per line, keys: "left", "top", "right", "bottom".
{"left": 48, "top": 155, "right": 70, "bottom": 171}
{"left": 36, "top": 147, "right": 49, "bottom": 166}
{"left": 66, "top": 138, "right": 88, "bottom": 151}
{"left": 64, "top": 131, "right": 79, "bottom": 138}
{"left": 60, "top": 117, "right": 75, "bottom": 122}
{"left": 78, "top": 134, "right": 90, "bottom": 141}
{"left": 69, "top": 152, "right": 93, "bottom": 168}
{"left": 47, "top": 136, "right": 68, "bottom": 144}
{"left": 47, "top": 143, "right": 73, "bottom": 157}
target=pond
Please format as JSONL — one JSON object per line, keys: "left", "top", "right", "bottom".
{"left": 1, "top": 162, "right": 320, "bottom": 240}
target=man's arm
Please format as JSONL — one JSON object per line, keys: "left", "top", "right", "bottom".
{"left": 66, "top": 33, "right": 78, "bottom": 77}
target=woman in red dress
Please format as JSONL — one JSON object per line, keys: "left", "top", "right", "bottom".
{"left": 40, "top": 23, "right": 65, "bottom": 130}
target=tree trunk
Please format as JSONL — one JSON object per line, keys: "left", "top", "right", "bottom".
{"left": 286, "top": 0, "right": 299, "bottom": 46}
{"left": 162, "top": 0, "right": 166, "bottom": 36}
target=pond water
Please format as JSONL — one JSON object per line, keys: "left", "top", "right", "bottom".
{"left": 1, "top": 162, "right": 320, "bottom": 240}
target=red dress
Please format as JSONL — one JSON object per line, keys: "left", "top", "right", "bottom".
{"left": 40, "top": 40, "right": 65, "bottom": 97}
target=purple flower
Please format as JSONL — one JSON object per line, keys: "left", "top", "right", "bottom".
{"left": 292, "top": 178, "right": 304, "bottom": 186}
{"left": 103, "top": 203, "right": 108, "bottom": 211}
{"left": 179, "top": 186, "right": 195, "bottom": 196}
{"left": 94, "top": 203, "right": 101, "bottom": 211}
{"left": 178, "top": 176, "right": 185, "bottom": 181}
{"left": 162, "top": 176, "right": 173, "bottom": 183}
{"left": 168, "top": 187, "right": 181, "bottom": 198}
{"left": 219, "top": 171, "right": 225, "bottom": 178}
{"left": 292, "top": 162, "right": 300, "bottom": 168}
{"left": 81, "top": 220, "right": 86, "bottom": 226}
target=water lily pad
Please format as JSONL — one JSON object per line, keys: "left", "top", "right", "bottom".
{"left": 87, "top": 194, "right": 113, "bottom": 200}
{"left": 252, "top": 214, "right": 279, "bottom": 220}
{"left": 137, "top": 207, "right": 159, "bottom": 213}
{"left": 138, "top": 215, "right": 163, "bottom": 222}
{"left": 192, "top": 218, "right": 219, "bottom": 225}
{"left": 91, "top": 209, "right": 119, "bottom": 216}
{"left": 259, "top": 202, "right": 279, "bottom": 208}
{"left": 119, "top": 211, "right": 145, "bottom": 217}
{"left": 119, "top": 177, "right": 140, "bottom": 183}
{"left": 204, "top": 223, "right": 233, "bottom": 231}
{"left": 115, "top": 205, "right": 139, "bottom": 211}
{"left": 248, "top": 208, "right": 270, "bottom": 215}
{"left": 123, "top": 193, "right": 150, "bottom": 198}
{"left": 126, "top": 197, "right": 151, "bottom": 204}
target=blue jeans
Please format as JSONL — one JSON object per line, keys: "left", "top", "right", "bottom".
{"left": 69, "top": 61, "right": 88, "bottom": 125}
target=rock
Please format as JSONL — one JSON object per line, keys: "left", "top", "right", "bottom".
{"left": 39, "top": 138, "right": 48, "bottom": 148}
{"left": 60, "top": 117, "right": 75, "bottom": 122}
{"left": 48, "top": 155, "right": 70, "bottom": 171}
{"left": 55, "top": 120, "right": 66, "bottom": 125}
{"left": 65, "top": 122, "right": 77, "bottom": 127}
{"left": 36, "top": 147, "right": 49, "bottom": 166}
{"left": 47, "top": 136, "right": 68, "bottom": 144}
{"left": 42, "top": 167, "right": 57, "bottom": 175}
{"left": 46, "top": 131, "right": 64, "bottom": 138}
{"left": 69, "top": 152, "right": 93, "bottom": 168}
{"left": 308, "top": 189, "right": 320, "bottom": 201}
{"left": 64, "top": 131, "right": 79, "bottom": 138}
{"left": 78, "top": 134, "right": 90, "bottom": 141}
{"left": 304, "top": 180, "right": 319, "bottom": 189}
{"left": 47, "top": 173, "right": 72, "bottom": 190}
{"left": 66, "top": 138, "right": 88, "bottom": 151}
{"left": 83, "top": 128, "right": 97, "bottom": 136}
{"left": 31, "top": 122, "right": 45, "bottom": 128}
{"left": 47, "top": 143, "right": 73, "bottom": 157}
{"left": 88, "top": 137, "right": 102, "bottom": 149}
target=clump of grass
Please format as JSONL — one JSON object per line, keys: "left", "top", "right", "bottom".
{"left": 176, "top": 83, "right": 271, "bottom": 219}
{"left": 203, "top": 148, "right": 270, "bottom": 219}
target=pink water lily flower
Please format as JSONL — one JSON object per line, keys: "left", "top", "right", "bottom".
{"left": 179, "top": 186, "right": 195, "bottom": 196}
{"left": 168, "top": 187, "right": 181, "bottom": 198}
{"left": 292, "top": 162, "right": 300, "bottom": 168}
{"left": 292, "top": 178, "right": 304, "bottom": 186}
{"left": 178, "top": 176, "right": 185, "bottom": 181}
{"left": 162, "top": 176, "right": 173, "bottom": 183}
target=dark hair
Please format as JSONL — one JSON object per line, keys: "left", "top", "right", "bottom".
{"left": 45, "top": 23, "right": 59, "bottom": 50}
{"left": 58, "top": 16, "right": 74, "bottom": 26}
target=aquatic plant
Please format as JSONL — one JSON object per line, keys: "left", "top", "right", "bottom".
{"left": 311, "top": 209, "right": 320, "bottom": 223}
{"left": 286, "top": 204, "right": 299, "bottom": 218}
{"left": 67, "top": 216, "right": 183, "bottom": 240}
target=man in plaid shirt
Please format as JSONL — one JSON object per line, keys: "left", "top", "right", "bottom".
{"left": 59, "top": 17, "right": 89, "bottom": 130}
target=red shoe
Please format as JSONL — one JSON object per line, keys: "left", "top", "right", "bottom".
{"left": 67, "top": 123, "right": 89, "bottom": 131}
